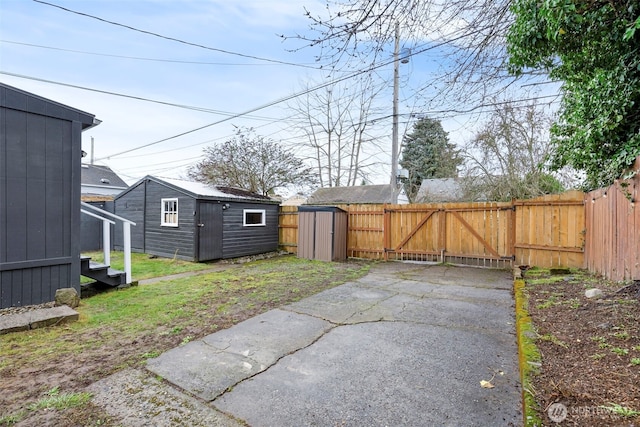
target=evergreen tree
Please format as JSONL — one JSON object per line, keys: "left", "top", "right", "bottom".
{"left": 400, "top": 118, "right": 462, "bottom": 201}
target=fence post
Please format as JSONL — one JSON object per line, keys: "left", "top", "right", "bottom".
{"left": 438, "top": 207, "right": 446, "bottom": 262}
{"left": 383, "top": 204, "right": 390, "bottom": 261}
{"left": 510, "top": 200, "right": 516, "bottom": 263}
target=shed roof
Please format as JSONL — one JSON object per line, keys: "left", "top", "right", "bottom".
{"left": 118, "top": 176, "right": 278, "bottom": 203}
{"left": 305, "top": 184, "right": 408, "bottom": 205}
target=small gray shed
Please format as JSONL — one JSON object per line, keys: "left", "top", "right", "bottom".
{"left": 297, "top": 206, "right": 347, "bottom": 262}
{"left": 113, "top": 176, "right": 280, "bottom": 262}
{"left": 0, "top": 83, "right": 99, "bottom": 308}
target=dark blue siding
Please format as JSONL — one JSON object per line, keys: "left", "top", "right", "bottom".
{"left": 113, "top": 177, "right": 279, "bottom": 262}
{"left": 114, "top": 185, "right": 146, "bottom": 252}
{"left": 0, "top": 84, "right": 90, "bottom": 308}
{"left": 81, "top": 201, "right": 115, "bottom": 252}
{"left": 143, "top": 180, "right": 197, "bottom": 261}
{"left": 222, "top": 203, "right": 279, "bottom": 259}
{"left": 114, "top": 179, "right": 198, "bottom": 261}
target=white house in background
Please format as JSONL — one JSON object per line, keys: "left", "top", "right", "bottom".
{"left": 415, "top": 178, "right": 465, "bottom": 203}
{"left": 305, "top": 184, "right": 409, "bottom": 205}
{"left": 280, "top": 194, "right": 308, "bottom": 206}
{"left": 416, "top": 177, "right": 494, "bottom": 203}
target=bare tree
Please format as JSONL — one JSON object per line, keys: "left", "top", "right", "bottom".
{"left": 286, "top": 0, "right": 524, "bottom": 109}
{"left": 288, "top": 75, "right": 387, "bottom": 187}
{"left": 460, "top": 99, "right": 565, "bottom": 201}
{"left": 188, "top": 128, "right": 317, "bottom": 196}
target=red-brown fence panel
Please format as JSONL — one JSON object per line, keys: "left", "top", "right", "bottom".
{"left": 584, "top": 156, "right": 640, "bottom": 281}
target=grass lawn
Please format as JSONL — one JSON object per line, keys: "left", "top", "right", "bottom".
{"left": 81, "top": 250, "right": 216, "bottom": 281}
{"left": 1, "top": 254, "right": 371, "bottom": 426}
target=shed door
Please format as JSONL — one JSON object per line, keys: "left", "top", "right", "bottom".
{"left": 314, "top": 212, "right": 335, "bottom": 262}
{"left": 197, "top": 202, "right": 223, "bottom": 261}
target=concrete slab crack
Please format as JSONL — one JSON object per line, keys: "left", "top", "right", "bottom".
{"left": 209, "top": 323, "right": 338, "bottom": 403}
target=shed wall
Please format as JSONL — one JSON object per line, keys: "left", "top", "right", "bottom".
{"left": 115, "top": 180, "right": 198, "bottom": 261}
{"left": 297, "top": 212, "right": 315, "bottom": 260}
{"left": 144, "top": 181, "right": 197, "bottom": 261}
{"left": 332, "top": 210, "right": 348, "bottom": 261}
{"left": 81, "top": 201, "right": 115, "bottom": 252}
{"left": 114, "top": 178, "right": 279, "bottom": 262}
{"left": 222, "top": 203, "right": 279, "bottom": 258}
{"left": 114, "top": 185, "right": 146, "bottom": 252}
{"left": 296, "top": 208, "right": 347, "bottom": 262}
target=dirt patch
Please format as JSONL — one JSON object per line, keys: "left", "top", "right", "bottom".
{"left": 0, "top": 258, "right": 368, "bottom": 426}
{"left": 87, "top": 368, "right": 242, "bottom": 426}
{"left": 525, "top": 270, "right": 640, "bottom": 426}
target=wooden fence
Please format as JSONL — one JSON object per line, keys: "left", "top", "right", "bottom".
{"left": 584, "top": 157, "right": 640, "bottom": 281}
{"left": 279, "top": 191, "right": 586, "bottom": 269}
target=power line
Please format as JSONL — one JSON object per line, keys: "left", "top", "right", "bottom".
{"left": 0, "top": 39, "right": 311, "bottom": 66}
{"left": 115, "top": 155, "right": 203, "bottom": 172}
{"left": 33, "top": 0, "right": 322, "bottom": 70}
{"left": 6, "top": 18, "right": 556, "bottom": 163}
{"left": 106, "top": 93, "right": 562, "bottom": 178}
{"left": 116, "top": 112, "right": 303, "bottom": 159}
{"left": 0, "top": 71, "right": 276, "bottom": 120}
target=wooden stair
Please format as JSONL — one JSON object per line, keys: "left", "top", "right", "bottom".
{"left": 80, "top": 256, "right": 127, "bottom": 287}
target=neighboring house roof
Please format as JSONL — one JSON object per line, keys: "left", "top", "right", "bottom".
{"left": 280, "top": 195, "right": 308, "bottom": 206}
{"left": 415, "top": 178, "right": 465, "bottom": 203}
{"left": 118, "top": 176, "right": 278, "bottom": 203}
{"left": 81, "top": 164, "right": 128, "bottom": 198}
{"left": 305, "top": 184, "right": 409, "bottom": 205}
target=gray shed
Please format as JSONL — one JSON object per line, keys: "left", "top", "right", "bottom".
{"left": 0, "top": 83, "right": 99, "bottom": 308}
{"left": 297, "top": 206, "right": 347, "bottom": 262}
{"left": 113, "top": 176, "right": 280, "bottom": 262}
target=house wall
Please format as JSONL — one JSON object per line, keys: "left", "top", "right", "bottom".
{"left": 0, "top": 85, "right": 88, "bottom": 308}
{"left": 221, "top": 202, "right": 279, "bottom": 259}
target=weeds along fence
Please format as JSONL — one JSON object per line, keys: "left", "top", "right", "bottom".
{"left": 279, "top": 191, "right": 586, "bottom": 269}
{"left": 584, "top": 156, "right": 640, "bottom": 281}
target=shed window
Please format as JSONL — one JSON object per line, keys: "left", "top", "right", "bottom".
{"left": 243, "top": 209, "right": 266, "bottom": 226}
{"left": 161, "top": 198, "right": 178, "bottom": 227}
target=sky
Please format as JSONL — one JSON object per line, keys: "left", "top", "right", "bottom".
{"left": 0, "top": 0, "right": 558, "bottom": 194}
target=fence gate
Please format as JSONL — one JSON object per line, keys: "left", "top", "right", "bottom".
{"left": 382, "top": 203, "right": 515, "bottom": 268}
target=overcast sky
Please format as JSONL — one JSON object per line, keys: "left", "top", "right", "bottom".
{"left": 0, "top": 0, "right": 557, "bottom": 192}
{"left": 1, "top": 1, "right": 339, "bottom": 183}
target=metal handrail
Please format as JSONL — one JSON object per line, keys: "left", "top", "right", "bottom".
{"left": 81, "top": 202, "right": 136, "bottom": 283}
{"left": 81, "top": 202, "right": 136, "bottom": 224}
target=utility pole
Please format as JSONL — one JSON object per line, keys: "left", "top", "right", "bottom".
{"left": 390, "top": 22, "right": 400, "bottom": 202}
{"left": 90, "top": 136, "right": 95, "bottom": 165}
